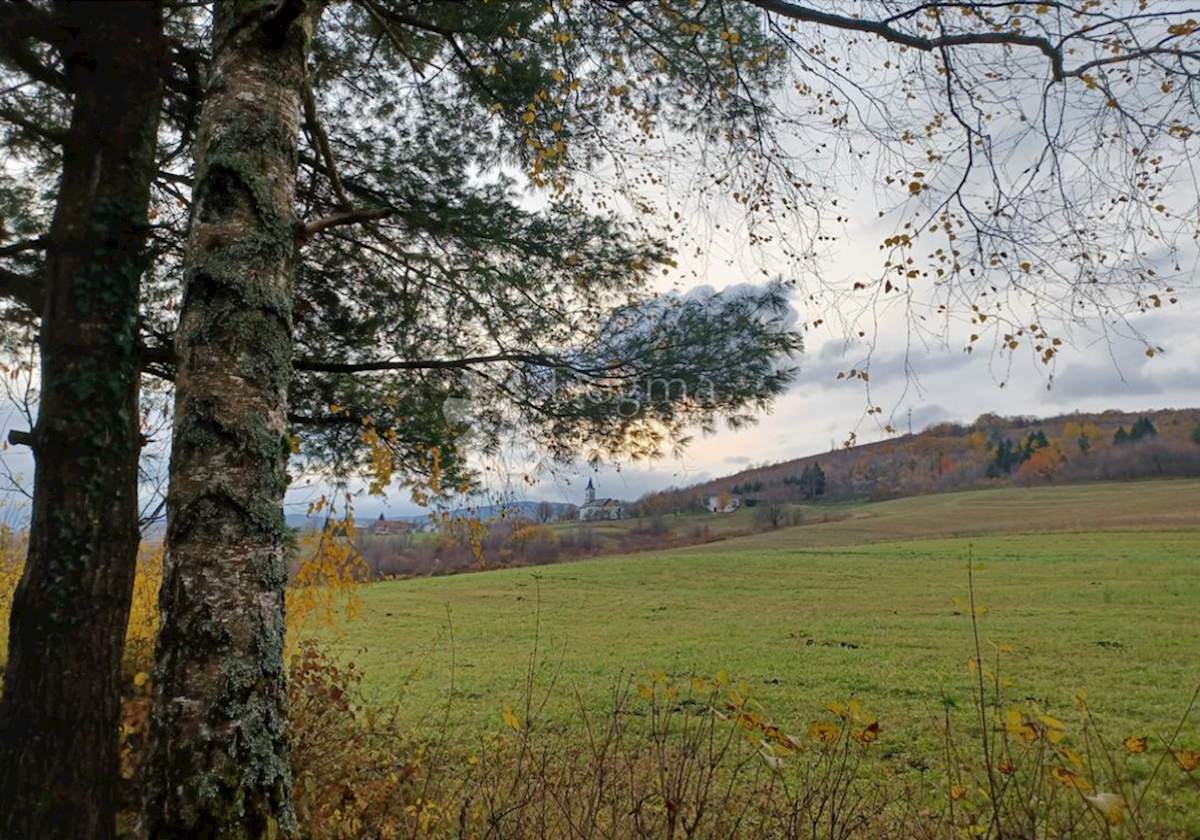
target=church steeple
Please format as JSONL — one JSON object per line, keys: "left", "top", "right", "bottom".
{"left": 585, "top": 477, "right": 595, "bottom": 504}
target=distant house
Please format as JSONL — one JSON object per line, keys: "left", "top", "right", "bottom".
{"left": 706, "top": 495, "right": 741, "bottom": 514}
{"left": 579, "top": 478, "right": 629, "bottom": 521}
{"left": 370, "top": 514, "right": 412, "bottom": 536}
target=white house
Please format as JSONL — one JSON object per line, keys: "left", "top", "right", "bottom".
{"left": 706, "top": 495, "right": 741, "bottom": 513}
{"left": 579, "top": 478, "right": 629, "bottom": 521}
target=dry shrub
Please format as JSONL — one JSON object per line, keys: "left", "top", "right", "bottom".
{"left": 436, "top": 677, "right": 895, "bottom": 840}
{"left": 294, "top": 655, "right": 1199, "bottom": 840}
{"left": 289, "top": 641, "right": 423, "bottom": 840}
{"left": 0, "top": 524, "right": 25, "bottom": 662}
{"left": 284, "top": 570, "right": 1200, "bottom": 840}
{"left": 123, "top": 544, "right": 163, "bottom": 678}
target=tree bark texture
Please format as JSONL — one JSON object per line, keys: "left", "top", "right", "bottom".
{"left": 0, "top": 4, "right": 166, "bottom": 839}
{"left": 141, "top": 2, "right": 321, "bottom": 837}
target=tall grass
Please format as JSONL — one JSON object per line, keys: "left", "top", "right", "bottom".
{"left": 282, "top": 570, "right": 1200, "bottom": 839}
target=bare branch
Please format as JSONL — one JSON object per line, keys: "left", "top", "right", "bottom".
{"left": 300, "top": 206, "right": 394, "bottom": 240}
{"left": 302, "top": 76, "right": 352, "bottom": 209}
{"left": 745, "top": 0, "right": 1067, "bottom": 80}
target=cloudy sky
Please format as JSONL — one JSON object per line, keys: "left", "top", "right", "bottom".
{"left": 493, "top": 294, "right": 1193, "bottom": 516}
{"left": 317, "top": 238, "right": 1195, "bottom": 520}
{"left": 285, "top": 136, "right": 1200, "bottom": 520}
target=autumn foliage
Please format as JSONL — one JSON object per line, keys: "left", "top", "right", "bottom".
{"left": 646, "top": 408, "right": 1200, "bottom": 512}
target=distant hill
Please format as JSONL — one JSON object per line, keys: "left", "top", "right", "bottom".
{"left": 639, "top": 407, "right": 1200, "bottom": 513}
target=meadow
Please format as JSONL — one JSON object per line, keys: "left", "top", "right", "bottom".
{"left": 329, "top": 480, "right": 1200, "bottom": 765}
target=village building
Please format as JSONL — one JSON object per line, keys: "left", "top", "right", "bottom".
{"left": 369, "top": 513, "right": 413, "bottom": 536}
{"left": 578, "top": 478, "right": 629, "bottom": 521}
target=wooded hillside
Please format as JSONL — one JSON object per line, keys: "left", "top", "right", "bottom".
{"left": 641, "top": 408, "right": 1200, "bottom": 512}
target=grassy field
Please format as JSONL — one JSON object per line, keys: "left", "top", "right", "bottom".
{"left": 329, "top": 481, "right": 1200, "bottom": 766}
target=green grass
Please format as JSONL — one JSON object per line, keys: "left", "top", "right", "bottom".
{"left": 329, "top": 481, "right": 1200, "bottom": 764}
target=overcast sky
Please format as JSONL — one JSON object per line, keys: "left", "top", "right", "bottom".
{"left": 299, "top": 253, "right": 1194, "bottom": 520}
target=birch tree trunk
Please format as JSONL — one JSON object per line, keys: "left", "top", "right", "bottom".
{"left": 0, "top": 4, "right": 165, "bottom": 839}
{"left": 141, "top": 2, "right": 321, "bottom": 837}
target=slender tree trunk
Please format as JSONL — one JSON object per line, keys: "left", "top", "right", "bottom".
{"left": 0, "top": 4, "right": 166, "bottom": 839}
{"left": 142, "top": 2, "right": 320, "bottom": 837}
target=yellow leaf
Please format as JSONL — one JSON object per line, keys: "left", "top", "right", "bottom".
{"left": 1175, "top": 749, "right": 1200, "bottom": 772}
{"left": 133, "top": 672, "right": 150, "bottom": 689}
{"left": 1123, "top": 735, "right": 1148, "bottom": 754}
{"left": 1039, "top": 714, "right": 1066, "bottom": 731}
{"left": 502, "top": 708, "right": 521, "bottom": 732}
{"left": 1051, "top": 766, "right": 1093, "bottom": 791}
{"left": 853, "top": 721, "right": 882, "bottom": 745}
{"left": 637, "top": 684, "right": 654, "bottom": 701}
{"left": 950, "top": 784, "right": 966, "bottom": 801}
{"left": 808, "top": 721, "right": 840, "bottom": 744}
{"left": 1061, "top": 748, "right": 1084, "bottom": 770}
{"left": 1004, "top": 709, "right": 1038, "bottom": 743}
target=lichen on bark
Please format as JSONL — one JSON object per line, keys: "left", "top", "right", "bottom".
{"left": 141, "top": 2, "right": 323, "bottom": 838}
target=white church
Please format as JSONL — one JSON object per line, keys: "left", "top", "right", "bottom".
{"left": 578, "top": 478, "right": 629, "bottom": 521}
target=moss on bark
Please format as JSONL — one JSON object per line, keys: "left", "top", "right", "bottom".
{"left": 141, "top": 2, "right": 322, "bottom": 838}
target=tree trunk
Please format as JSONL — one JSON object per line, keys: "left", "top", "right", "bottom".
{"left": 141, "top": 2, "right": 320, "bottom": 837}
{"left": 0, "top": 4, "right": 166, "bottom": 839}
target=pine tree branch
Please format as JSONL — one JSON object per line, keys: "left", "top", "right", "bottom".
{"left": 7, "top": 429, "right": 35, "bottom": 448}
{"left": 0, "top": 265, "right": 42, "bottom": 313}
{"left": 0, "top": 105, "right": 67, "bottom": 146}
{"left": 358, "top": 0, "right": 509, "bottom": 108}
{"left": 300, "top": 207, "right": 394, "bottom": 240}
{"left": 0, "top": 3, "right": 67, "bottom": 90}
{"left": 302, "top": 76, "right": 352, "bottom": 209}
{"left": 293, "top": 351, "right": 555, "bottom": 373}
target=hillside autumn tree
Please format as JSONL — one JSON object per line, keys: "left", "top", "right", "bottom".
{"left": 0, "top": 4, "right": 167, "bottom": 839}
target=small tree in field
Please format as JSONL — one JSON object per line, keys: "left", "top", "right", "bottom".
{"left": 754, "top": 498, "right": 793, "bottom": 531}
